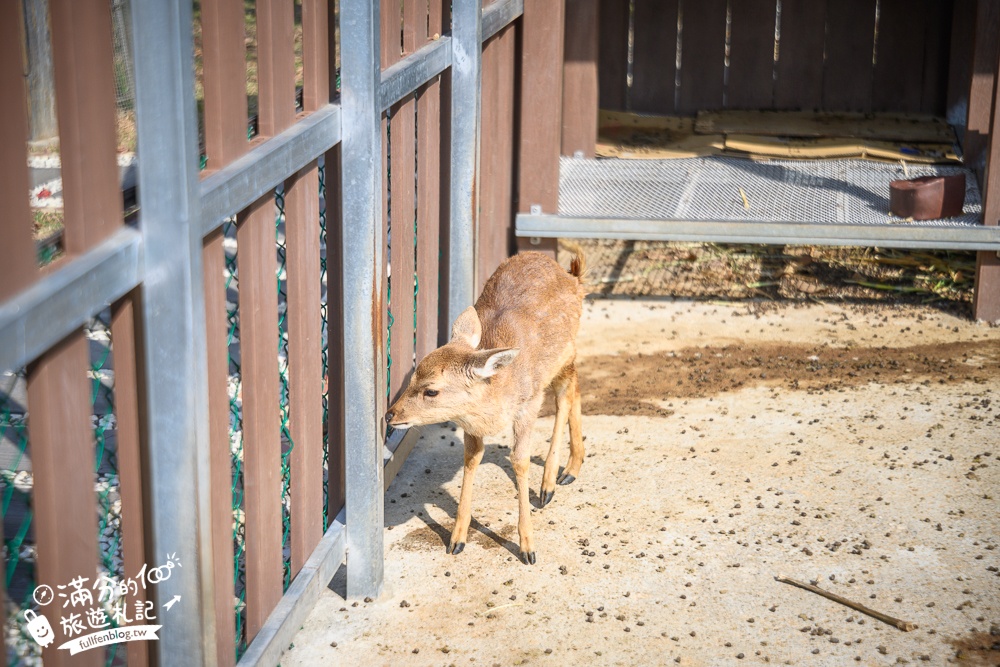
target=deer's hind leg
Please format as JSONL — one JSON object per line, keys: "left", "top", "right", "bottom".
{"left": 558, "top": 364, "right": 584, "bottom": 486}
{"left": 540, "top": 365, "right": 574, "bottom": 507}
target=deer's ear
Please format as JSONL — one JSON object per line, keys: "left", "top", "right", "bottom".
{"left": 450, "top": 307, "right": 482, "bottom": 348}
{"left": 469, "top": 348, "right": 519, "bottom": 379}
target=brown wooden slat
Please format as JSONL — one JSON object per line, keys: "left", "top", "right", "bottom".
{"left": 285, "top": 164, "right": 323, "bottom": 575}
{"left": 200, "top": 1, "right": 249, "bottom": 660}
{"left": 598, "top": 0, "right": 630, "bottom": 111}
{"left": 389, "top": 97, "right": 417, "bottom": 400}
{"left": 201, "top": 230, "right": 236, "bottom": 667}
{"left": 256, "top": 0, "right": 296, "bottom": 138}
{"left": 416, "top": 79, "right": 442, "bottom": 360}
{"left": 49, "top": 0, "right": 120, "bottom": 253}
{"left": 973, "top": 25, "right": 1000, "bottom": 322}
{"left": 677, "top": 0, "right": 728, "bottom": 114}
{"left": 302, "top": 0, "right": 331, "bottom": 112}
{"left": 728, "top": 0, "right": 777, "bottom": 110}
{"left": 919, "top": 0, "right": 952, "bottom": 115}
{"left": 0, "top": 0, "right": 38, "bottom": 292}
{"left": 236, "top": 198, "right": 283, "bottom": 643}
{"left": 773, "top": 0, "right": 826, "bottom": 110}
{"left": 109, "top": 295, "right": 150, "bottom": 667}
{"left": 27, "top": 334, "right": 101, "bottom": 667}
{"left": 436, "top": 11, "right": 453, "bottom": 343}
{"left": 822, "top": 0, "right": 877, "bottom": 112}
{"left": 517, "top": 0, "right": 565, "bottom": 257}
{"left": 964, "top": 0, "right": 999, "bottom": 178}
{"left": 201, "top": 0, "right": 249, "bottom": 169}
{"left": 562, "top": 0, "right": 600, "bottom": 154}
{"left": 947, "top": 0, "right": 976, "bottom": 127}
{"left": 324, "top": 147, "right": 347, "bottom": 520}
{"left": 630, "top": 0, "right": 679, "bottom": 114}
{"left": 480, "top": 27, "right": 517, "bottom": 288}
{"left": 872, "top": 0, "right": 928, "bottom": 112}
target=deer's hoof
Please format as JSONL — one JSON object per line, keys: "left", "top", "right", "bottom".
{"left": 540, "top": 488, "right": 555, "bottom": 507}
{"left": 449, "top": 542, "right": 465, "bottom": 556}
{"left": 557, "top": 473, "right": 576, "bottom": 486}
{"left": 519, "top": 550, "right": 536, "bottom": 565}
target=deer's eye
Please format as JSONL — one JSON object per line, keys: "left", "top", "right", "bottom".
{"left": 423, "top": 389, "right": 439, "bottom": 398}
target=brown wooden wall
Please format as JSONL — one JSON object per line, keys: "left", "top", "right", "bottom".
{"left": 599, "top": 0, "right": 956, "bottom": 115}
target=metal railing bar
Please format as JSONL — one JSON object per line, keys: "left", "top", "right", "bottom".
{"left": 0, "top": 226, "right": 142, "bottom": 371}
{"left": 236, "top": 514, "right": 348, "bottom": 667}
{"left": 515, "top": 214, "right": 1000, "bottom": 250}
{"left": 200, "top": 103, "right": 342, "bottom": 235}
{"left": 482, "top": 0, "right": 524, "bottom": 41}
{"left": 379, "top": 36, "right": 452, "bottom": 111}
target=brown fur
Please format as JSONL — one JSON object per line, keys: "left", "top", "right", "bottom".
{"left": 386, "top": 251, "right": 587, "bottom": 564}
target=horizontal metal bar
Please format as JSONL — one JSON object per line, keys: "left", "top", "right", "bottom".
{"left": 200, "top": 104, "right": 342, "bottom": 235}
{"left": 0, "top": 226, "right": 143, "bottom": 371}
{"left": 515, "top": 214, "right": 1000, "bottom": 251}
{"left": 482, "top": 0, "right": 523, "bottom": 41}
{"left": 384, "top": 428, "right": 421, "bottom": 491}
{"left": 379, "top": 36, "right": 452, "bottom": 111}
{"left": 237, "top": 513, "right": 347, "bottom": 667}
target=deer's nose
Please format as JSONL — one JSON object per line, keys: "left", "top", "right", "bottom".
{"left": 384, "top": 410, "right": 395, "bottom": 424}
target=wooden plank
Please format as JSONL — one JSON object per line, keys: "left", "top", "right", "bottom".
{"left": 256, "top": 0, "right": 296, "bottom": 138}
{"left": 202, "top": 229, "right": 236, "bottom": 667}
{"left": 0, "top": 0, "right": 38, "bottom": 294}
{"left": 919, "top": 0, "right": 953, "bottom": 115}
{"left": 201, "top": 0, "right": 249, "bottom": 169}
{"left": 27, "top": 334, "right": 101, "bottom": 667}
{"left": 598, "top": 0, "right": 630, "bottom": 111}
{"left": 774, "top": 0, "right": 825, "bottom": 110}
{"left": 389, "top": 94, "right": 417, "bottom": 400}
{"left": 677, "top": 0, "right": 728, "bottom": 114}
{"left": 872, "top": 0, "right": 928, "bottom": 112}
{"left": 302, "top": 0, "right": 331, "bottom": 112}
{"left": 109, "top": 295, "right": 150, "bottom": 667}
{"left": 480, "top": 27, "right": 517, "bottom": 288}
{"left": 324, "top": 146, "right": 347, "bottom": 520}
{"left": 947, "top": 0, "right": 977, "bottom": 128}
{"left": 49, "top": 0, "right": 120, "bottom": 252}
{"left": 964, "top": 0, "right": 1000, "bottom": 178}
{"left": 236, "top": 197, "right": 283, "bottom": 643}
{"left": 822, "top": 0, "right": 877, "bottom": 112}
{"left": 562, "top": 0, "right": 600, "bottom": 153}
{"left": 727, "top": 0, "right": 777, "bottom": 110}
{"left": 285, "top": 164, "right": 323, "bottom": 576}
{"left": 973, "top": 23, "right": 1000, "bottom": 322}
{"left": 416, "top": 78, "right": 442, "bottom": 360}
{"left": 517, "top": 0, "right": 565, "bottom": 257}
{"left": 199, "top": 0, "right": 247, "bottom": 661}
{"left": 630, "top": 0, "right": 678, "bottom": 115}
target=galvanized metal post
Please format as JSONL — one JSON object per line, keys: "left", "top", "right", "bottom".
{"left": 129, "top": 0, "right": 217, "bottom": 663}
{"left": 339, "top": 0, "right": 386, "bottom": 599}
{"left": 448, "top": 0, "right": 483, "bottom": 322}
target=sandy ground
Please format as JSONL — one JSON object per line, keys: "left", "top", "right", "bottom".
{"left": 284, "top": 297, "right": 1000, "bottom": 666}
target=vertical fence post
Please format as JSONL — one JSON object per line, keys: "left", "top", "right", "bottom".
{"left": 448, "top": 0, "right": 482, "bottom": 323}
{"left": 339, "top": 0, "right": 386, "bottom": 599}
{"left": 129, "top": 0, "right": 217, "bottom": 663}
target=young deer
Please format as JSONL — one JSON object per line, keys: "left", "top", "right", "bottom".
{"left": 385, "top": 251, "right": 587, "bottom": 565}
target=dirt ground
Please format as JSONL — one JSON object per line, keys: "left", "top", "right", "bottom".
{"left": 284, "top": 288, "right": 1000, "bottom": 666}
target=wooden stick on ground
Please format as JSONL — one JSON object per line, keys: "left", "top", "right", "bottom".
{"left": 775, "top": 576, "right": 918, "bottom": 632}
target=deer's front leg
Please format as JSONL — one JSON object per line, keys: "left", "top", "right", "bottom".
{"left": 511, "top": 415, "right": 538, "bottom": 564}
{"left": 449, "top": 433, "right": 484, "bottom": 555}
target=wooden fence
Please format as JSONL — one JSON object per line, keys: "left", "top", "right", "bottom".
{"left": 0, "top": 0, "right": 564, "bottom": 665}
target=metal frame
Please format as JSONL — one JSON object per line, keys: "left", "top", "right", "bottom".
{"left": 448, "top": 0, "right": 484, "bottom": 325}
{"left": 516, "top": 214, "right": 1000, "bottom": 250}
{"left": 128, "top": 0, "right": 218, "bottom": 664}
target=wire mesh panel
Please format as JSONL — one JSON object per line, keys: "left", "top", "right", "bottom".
{"left": 558, "top": 156, "right": 984, "bottom": 227}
